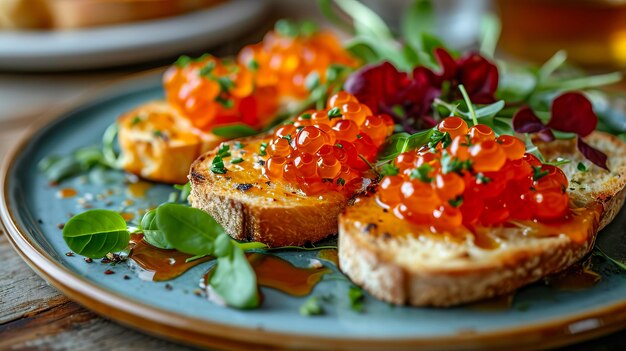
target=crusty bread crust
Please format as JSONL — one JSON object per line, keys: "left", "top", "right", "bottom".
{"left": 339, "top": 132, "right": 626, "bottom": 307}
{"left": 189, "top": 138, "right": 347, "bottom": 247}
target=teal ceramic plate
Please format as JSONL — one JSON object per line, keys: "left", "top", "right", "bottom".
{"left": 2, "top": 72, "right": 626, "bottom": 351}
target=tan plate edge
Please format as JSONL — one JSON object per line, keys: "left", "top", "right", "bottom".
{"left": 2, "top": 69, "right": 626, "bottom": 351}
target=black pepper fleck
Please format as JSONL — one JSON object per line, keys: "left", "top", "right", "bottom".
{"left": 65, "top": 252, "right": 74, "bottom": 257}
{"left": 37, "top": 219, "right": 43, "bottom": 224}
{"left": 123, "top": 275, "right": 131, "bottom": 280}
{"left": 101, "top": 258, "right": 112, "bottom": 264}
{"left": 57, "top": 223, "right": 65, "bottom": 230}
{"left": 381, "top": 232, "right": 392, "bottom": 240}
{"left": 363, "top": 223, "right": 378, "bottom": 233}
{"left": 84, "top": 257, "right": 93, "bottom": 263}
{"left": 257, "top": 160, "right": 265, "bottom": 166}
{"left": 236, "top": 183, "right": 253, "bottom": 192}
{"left": 165, "top": 283, "right": 173, "bottom": 290}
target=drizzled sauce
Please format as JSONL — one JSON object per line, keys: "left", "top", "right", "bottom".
{"left": 128, "top": 235, "right": 331, "bottom": 297}
{"left": 56, "top": 188, "right": 77, "bottom": 199}
{"left": 202, "top": 253, "right": 331, "bottom": 297}
{"left": 127, "top": 234, "right": 211, "bottom": 281}
{"left": 544, "top": 259, "right": 601, "bottom": 291}
{"left": 127, "top": 181, "right": 152, "bottom": 198}
{"left": 318, "top": 249, "right": 339, "bottom": 266}
{"left": 516, "top": 204, "right": 603, "bottom": 244}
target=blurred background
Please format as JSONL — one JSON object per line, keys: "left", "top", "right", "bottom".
{"left": 2, "top": 0, "right": 625, "bottom": 129}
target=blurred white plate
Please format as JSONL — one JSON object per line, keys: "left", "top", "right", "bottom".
{"left": 0, "top": 0, "right": 268, "bottom": 71}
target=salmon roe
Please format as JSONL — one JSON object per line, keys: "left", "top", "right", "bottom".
{"left": 164, "top": 23, "right": 356, "bottom": 132}
{"left": 377, "top": 116, "right": 570, "bottom": 230}
{"left": 163, "top": 55, "right": 278, "bottom": 132}
{"left": 237, "top": 27, "right": 358, "bottom": 100}
{"left": 264, "top": 92, "right": 393, "bottom": 195}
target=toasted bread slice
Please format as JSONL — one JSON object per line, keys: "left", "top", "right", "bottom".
{"left": 118, "top": 101, "right": 223, "bottom": 184}
{"left": 188, "top": 137, "right": 347, "bottom": 247}
{"left": 338, "top": 132, "right": 626, "bottom": 307}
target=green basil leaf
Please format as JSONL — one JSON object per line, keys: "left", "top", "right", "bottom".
{"left": 210, "top": 242, "right": 259, "bottom": 309}
{"left": 140, "top": 210, "right": 173, "bottom": 249}
{"left": 173, "top": 182, "right": 191, "bottom": 203}
{"left": 473, "top": 100, "right": 505, "bottom": 119}
{"left": 62, "top": 210, "right": 130, "bottom": 258}
{"left": 156, "top": 203, "right": 224, "bottom": 256}
{"left": 211, "top": 124, "right": 258, "bottom": 138}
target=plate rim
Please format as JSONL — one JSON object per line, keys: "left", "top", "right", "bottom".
{"left": 2, "top": 70, "right": 626, "bottom": 350}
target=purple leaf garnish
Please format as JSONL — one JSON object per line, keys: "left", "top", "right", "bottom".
{"left": 577, "top": 137, "right": 609, "bottom": 170}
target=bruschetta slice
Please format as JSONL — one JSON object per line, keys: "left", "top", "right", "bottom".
{"left": 338, "top": 129, "right": 626, "bottom": 307}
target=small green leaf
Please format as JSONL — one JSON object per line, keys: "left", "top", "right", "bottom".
{"left": 174, "top": 55, "right": 192, "bottom": 67}
{"left": 140, "top": 210, "right": 173, "bottom": 249}
{"left": 532, "top": 166, "right": 549, "bottom": 181}
{"left": 577, "top": 162, "right": 588, "bottom": 172}
{"left": 544, "top": 158, "right": 571, "bottom": 167}
{"left": 217, "top": 143, "right": 231, "bottom": 158}
{"left": 259, "top": 142, "right": 268, "bottom": 156}
{"left": 173, "top": 182, "right": 191, "bottom": 202}
{"left": 337, "top": 178, "right": 346, "bottom": 186}
{"left": 211, "top": 155, "right": 227, "bottom": 174}
{"left": 62, "top": 210, "right": 130, "bottom": 259}
{"left": 231, "top": 158, "right": 244, "bottom": 164}
{"left": 476, "top": 173, "right": 492, "bottom": 184}
{"left": 198, "top": 61, "right": 216, "bottom": 78}
{"left": 210, "top": 244, "right": 259, "bottom": 309}
{"left": 300, "top": 296, "right": 325, "bottom": 316}
{"left": 348, "top": 285, "right": 364, "bottom": 312}
{"left": 156, "top": 203, "right": 225, "bottom": 256}
{"left": 379, "top": 163, "right": 399, "bottom": 176}
{"left": 448, "top": 196, "right": 464, "bottom": 208}
{"left": 328, "top": 107, "right": 343, "bottom": 119}
{"left": 409, "top": 164, "right": 433, "bottom": 183}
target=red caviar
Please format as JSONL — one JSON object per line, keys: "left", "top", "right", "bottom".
{"left": 377, "top": 117, "right": 570, "bottom": 229}
{"left": 164, "top": 27, "right": 357, "bottom": 132}
{"left": 238, "top": 30, "right": 358, "bottom": 100}
{"left": 264, "top": 92, "right": 392, "bottom": 195}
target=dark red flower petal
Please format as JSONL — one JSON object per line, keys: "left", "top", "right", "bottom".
{"left": 577, "top": 137, "right": 609, "bottom": 170}
{"left": 512, "top": 107, "right": 548, "bottom": 133}
{"left": 457, "top": 53, "right": 499, "bottom": 104}
{"left": 344, "top": 61, "right": 410, "bottom": 114}
{"left": 547, "top": 92, "right": 598, "bottom": 137}
{"left": 434, "top": 48, "right": 457, "bottom": 82}
{"left": 536, "top": 129, "right": 556, "bottom": 142}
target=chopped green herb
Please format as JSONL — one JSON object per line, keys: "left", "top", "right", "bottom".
{"left": 476, "top": 173, "right": 492, "bottom": 184}
{"left": 174, "top": 55, "right": 192, "bottom": 67}
{"left": 153, "top": 130, "right": 165, "bottom": 138}
{"left": 259, "top": 142, "right": 268, "bottom": 156}
{"left": 231, "top": 158, "right": 244, "bottom": 164}
{"left": 131, "top": 116, "right": 142, "bottom": 125}
{"left": 300, "top": 113, "right": 312, "bottom": 120}
{"left": 428, "top": 130, "right": 452, "bottom": 149}
{"left": 532, "top": 166, "right": 549, "bottom": 181}
{"left": 356, "top": 134, "right": 363, "bottom": 139}
{"left": 348, "top": 286, "right": 364, "bottom": 312}
{"left": 448, "top": 196, "right": 464, "bottom": 208}
{"left": 297, "top": 126, "right": 305, "bottom": 131}
{"left": 337, "top": 178, "right": 346, "bottom": 186}
{"left": 440, "top": 151, "right": 472, "bottom": 174}
{"left": 217, "top": 144, "right": 231, "bottom": 158}
{"left": 328, "top": 107, "right": 343, "bottom": 119}
{"left": 545, "top": 157, "right": 571, "bottom": 167}
{"left": 215, "top": 96, "right": 234, "bottom": 109}
{"left": 379, "top": 163, "right": 399, "bottom": 176}
{"left": 577, "top": 162, "right": 588, "bottom": 172}
{"left": 198, "top": 61, "right": 216, "bottom": 77}
{"left": 217, "top": 77, "right": 235, "bottom": 92}
{"left": 247, "top": 59, "right": 259, "bottom": 71}
{"left": 299, "top": 296, "right": 325, "bottom": 316}
{"left": 409, "top": 164, "right": 433, "bottom": 183}
{"left": 211, "top": 155, "right": 227, "bottom": 174}
{"left": 282, "top": 134, "right": 292, "bottom": 142}
{"left": 234, "top": 141, "right": 245, "bottom": 149}
{"left": 335, "top": 143, "right": 343, "bottom": 149}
